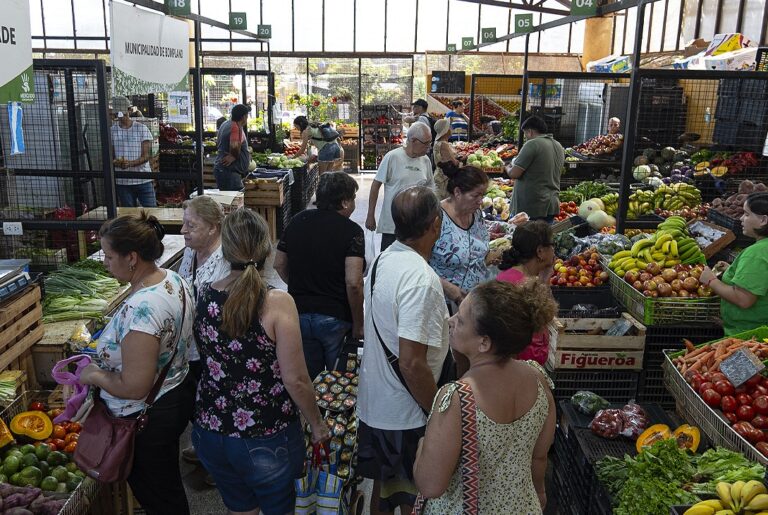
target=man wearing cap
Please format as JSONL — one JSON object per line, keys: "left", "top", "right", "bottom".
{"left": 110, "top": 96, "right": 157, "bottom": 207}
{"left": 214, "top": 104, "right": 252, "bottom": 191}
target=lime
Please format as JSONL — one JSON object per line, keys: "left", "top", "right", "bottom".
{"left": 20, "top": 444, "right": 36, "bottom": 455}
{"left": 40, "top": 476, "right": 58, "bottom": 491}
{"left": 20, "top": 453, "right": 38, "bottom": 468}
{"left": 3, "top": 455, "right": 20, "bottom": 475}
{"left": 51, "top": 466, "right": 68, "bottom": 483}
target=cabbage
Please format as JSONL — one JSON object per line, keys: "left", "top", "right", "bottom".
{"left": 586, "top": 210, "right": 616, "bottom": 230}
{"left": 633, "top": 165, "right": 651, "bottom": 181}
{"left": 578, "top": 199, "right": 602, "bottom": 219}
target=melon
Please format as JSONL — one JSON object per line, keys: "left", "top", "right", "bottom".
{"left": 589, "top": 198, "right": 605, "bottom": 211}
{"left": 578, "top": 199, "right": 602, "bottom": 219}
{"left": 586, "top": 210, "right": 616, "bottom": 230}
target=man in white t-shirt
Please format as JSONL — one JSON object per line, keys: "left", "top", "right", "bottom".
{"left": 357, "top": 186, "right": 450, "bottom": 515}
{"left": 110, "top": 96, "right": 156, "bottom": 207}
{"left": 365, "top": 122, "right": 435, "bottom": 251}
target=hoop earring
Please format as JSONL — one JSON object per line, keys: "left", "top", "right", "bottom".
{"left": 129, "top": 264, "right": 135, "bottom": 272}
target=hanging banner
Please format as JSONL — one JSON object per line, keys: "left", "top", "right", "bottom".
{"left": 167, "top": 91, "right": 191, "bottom": 123}
{"left": 0, "top": 0, "right": 34, "bottom": 104}
{"left": 111, "top": 1, "right": 189, "bottom": 96}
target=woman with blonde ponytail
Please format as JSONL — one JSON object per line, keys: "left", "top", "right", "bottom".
{"left": 191, "top": 208, "right": 330, "bottom": 515}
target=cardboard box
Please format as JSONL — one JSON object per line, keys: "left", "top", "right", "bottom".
{"left": 705, "top": 33, "right": 753, "bottom": 56}
{"left": 685, "top": 38, "right": 709, "bottom": 57}
{"left": 673, "top": 52, "right": 707, "bottom": 70}
{"left": 547, "top": 313, "right": 646, "bottom": 370}
{"left": 587, "top": 55, "right": 632, "bottom": 74}
{"left": 704, "top": 47, "right": 758, "bottom": 71}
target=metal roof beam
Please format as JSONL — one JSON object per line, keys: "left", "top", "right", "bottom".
{"left": 454, "top": 0, "right": 570, "bottom": 16}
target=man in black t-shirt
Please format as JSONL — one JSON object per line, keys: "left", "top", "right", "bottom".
{"left": 274, "top": 172, "right": 365, "bottom": 379}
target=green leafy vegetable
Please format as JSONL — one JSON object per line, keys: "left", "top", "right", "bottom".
{"left": 690, "top": 447, "right": 766, "bottom": 496}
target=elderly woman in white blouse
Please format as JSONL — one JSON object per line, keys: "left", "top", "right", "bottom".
{"left": 178, "top": 195, "right": 230, "bottom": 471}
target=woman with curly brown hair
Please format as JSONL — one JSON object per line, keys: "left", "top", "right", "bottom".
{"left": 413, "top": 279, "right": 557, "bottom": 513}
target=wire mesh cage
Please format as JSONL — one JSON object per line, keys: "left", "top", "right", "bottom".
{"left": 467, "top": 75, "right": 524, "bottom": 142}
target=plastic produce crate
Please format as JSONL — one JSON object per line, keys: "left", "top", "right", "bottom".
{"left": 643, "top": 324, "right": 725, "bottom": 369}
{"left": 0, "top": 391, "right": 102, "bottom": 515}
{"left": 551, "top": 285, "right": 615, "bottom": 310}
{"left": 663, "top": 327, "right": 768, "bottom": 466}
{"left": 637, "top": 369, "right": 675, "bottom": 409}
{"left": 546, "top": 367, "right": 639, "bottom": 404}
{"left": 605, "top": 266, "right": 720, "bottom": 326}
{"left": 708, "top": 207, "right": 755, "bottom": 242}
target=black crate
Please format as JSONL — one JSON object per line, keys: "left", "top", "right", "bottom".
{"left": 719, "top": 78, "right": 741, "bottom": 97}
{"left": 551, "top": 286, "right": 614, "bottom": 310}
{"left": 290, "top": 165, "right": 310, "bottom": 215}
{"left": 591, "top": 483, "right": 613, "bottom": 515}
{"left": 547, "top": 368, "right": 639, "bottom": 404}
{"left": 741, "top": 78, "right": 768, "bottom": 98}
{"left": 713, "top": 119, "right": 740, "bottom": 146}
{"left": 739, "top": 124, "right": 768, "bottom": 152}
{"left": 714, "top": 95, "right": 740, "bottom": 121}
{"left": 739, "top": 99, "right": 768, "bottom": 127}
{"left": 708, "top": 208, "right": 750, "bottom": 239}
{"left": 558, "top": 305, "right": 622, "bottom": 318}
{"left": 158, "top": 151, "right": 197, "bottom": 174}
{"left": 637, "top": 370, "right": 675, "bottom": 409}
{"left": 642, "top": 324, "right": 724, "bottom": 369}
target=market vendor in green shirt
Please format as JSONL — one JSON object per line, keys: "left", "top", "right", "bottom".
{"left": 504, "top": 115, "right": 564, "bottom": 223}
{"left": 700, "top": 193, "right": 768, "bottom": 335}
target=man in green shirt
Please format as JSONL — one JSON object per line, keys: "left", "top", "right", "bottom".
{"left": 505, "top": 116, "right": 564, "bottom": 222}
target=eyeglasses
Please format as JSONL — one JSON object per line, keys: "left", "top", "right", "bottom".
{"left": 411, "top": 138, "right": 432, "bottom": 147}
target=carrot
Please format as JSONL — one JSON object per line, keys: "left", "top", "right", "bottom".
{"left": 680, "top": 363, "right": 688, "bottom": 375}
{"left": 689, "top": 351, "right": 714, "bottom": 372}
{"left": 683, "top": 344, "right": 712, "bottom": 363}
{"left": 684, "top": 339, "right": 696, "bottom": 353}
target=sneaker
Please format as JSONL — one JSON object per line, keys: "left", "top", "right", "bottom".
{"left": 181, "top": 447, "right": 200, "bottom": 464}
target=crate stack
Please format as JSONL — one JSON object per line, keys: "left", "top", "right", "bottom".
{"left": 546, "top": 314, "right": 646, "bottom": 404}
{"left": 714, "top": 78, "right": 768, "bottom": 153}
{"left": 243, "top": 175, "right": 291, "bottom": 242}
{"left": 290, "top": 164, "right": 319, "bottom": 217}
{"left": 636, "top": 78, "right": 687, "bottom": 148}
{"left": 0, "top": 285, "right": 43, "bottom": 398}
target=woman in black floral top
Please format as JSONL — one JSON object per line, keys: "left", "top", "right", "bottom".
{"left": 191, "top": 208, "right": 329, "bottom": 515}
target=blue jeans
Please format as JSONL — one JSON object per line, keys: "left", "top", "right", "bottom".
{"left": 318, "top": 142, "right": 341, "bottom": 162}
{"left": 192, "top": 421, "right": 305, "bottom": 514}
{"left": 214, "top": 167, "right": 244, "bottom": 191}
{"left": 299, "top": 313, "right": 351, "bottom": 380}
{"left": 116, "top": 182, "right": 157, "bottom": 207}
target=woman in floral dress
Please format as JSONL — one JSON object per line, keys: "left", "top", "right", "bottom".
{"left": 191, "top": 208, "right": 329, "bottom": 515}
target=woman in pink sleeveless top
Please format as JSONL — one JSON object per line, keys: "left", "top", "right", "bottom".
{"left": 496, "top": 221, "right": 556, "bottom": 365}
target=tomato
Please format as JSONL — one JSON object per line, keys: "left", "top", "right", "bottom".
{"left": 738, "top": 393, "right": 753, "bottom": 406}
{"left": 64, "top": 433, "right": 79, "bottom": 444}
{"left": 28, "top": 401, "right": 46, "bottom": 412}
{"left": 68, "top": 422, "right": 82, "bottom": 434}
{"left": 738, "top": 404, "right": 757, "bottom": 421}
{"left": 721, "top": 395, "right": 738, "bottom": 413}
{"left": 702, "top": 389, "right": 722, "bottom": 407}
{"left": 746, "top": 375, "right": 764, "bottom": 388}
{"left": 751, "top": 385, "right": 768, "bottom": 399}
{"left": 753, "top": 396, "right": 768, "bottom": 415}
{"left": 64, "top": 442, "right": 77, "bottom": 453}
{"left": 753, "top": 415, "right": 768, "bottom": 429}
{"left": 47, "top": 408, "right": 64, "bottom": 419}
{"left": 710, "top": 373, "right": 728, "bottom": 384}
{"left": 51, "top": 425, "right": 66, "bottom": 440}
{"left": 761, "top": 378, "right": 768, "bottom": 390}
{"left": 733, "top": 421, "right": 755, "bottom": 440}
{"left": 59, "top": 422, "right": 71, "bottom": 432}
{"left": 44, "top": 442, "right": 56, "bottom": 452}
{"left": 714, "top": 380, "right": 736, "bottom": 397}
{"left": 691, "top": 374, "right": 705, "bottom": 392}
{"left": 757, "top": 441, "right": 768, "bottom": 457}
{"left": 698, "top": 382, "right": 715, "bottom": 396}
{"left": 724, "top": 412, "right": 739, "bottom": 424}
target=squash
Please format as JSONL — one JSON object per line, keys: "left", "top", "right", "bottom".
{"left": 635, "top": 424, "right": 672, "bottom": 454}
{"left": 10, "top": 411, "right": 53, "bottom": 441}
{"left": 673, "top": 424, "right": 701, "bottom": 452}
{"left": 694, "top": 161, "right": 710, "bottom": 171}
{"left": 710, "top": 166, "right": 728, "bottom": 177}
{"left": 0, "top": 419, "right": 14, "bottom": 449}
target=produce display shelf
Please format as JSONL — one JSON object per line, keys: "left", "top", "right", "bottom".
{"left": 662, "top": 329, "right": 768, "bottom": 467}
{"left": 604, "top": 265, "right": 720, "bottom": 326}
{"left": 547, "top": 367, "right": 640, "bottom": 404}
{"left": 0, "top": 390, "right": 101, "bottom": 515}
{"left": 551, "top": 285, "right": 614, "bottom": 310}
{"left": 552, "top": 215, "right": 581, "bottom": 234}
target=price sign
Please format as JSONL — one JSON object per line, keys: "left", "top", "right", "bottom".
{"left": 571, "top": 0, "right": 598, "bottom": 17}
{"left": 165, "top": 0, "right": 191, "bottom": 15}
{"left": 229, "top": 12, "right": 247, "bottom": 30}
{"left": 462, "top": 37, "right": 474, "bottom": 50}
{"left": 481, "top": 27, "right": 497, "bottom": 43}
{"left": 515, "top": 14, "right": 534, "bottom": 34}
{"left": 446, "top": 43, "right": 457, "bottom": 53}
{"left": 720, "top": 348, "right": 765, "bottom": 387}
{"left": 257, "top": 24, "right": 272, "bottom": 39}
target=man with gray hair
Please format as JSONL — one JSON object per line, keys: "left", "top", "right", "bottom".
{"left": 358, "top": 186, "right": 450, "bottom": 515}
{"left": 366, "top": 122, "right": 435, "bottom": 251}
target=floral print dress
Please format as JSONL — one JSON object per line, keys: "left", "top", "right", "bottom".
{"left": 429, "top": 208, "right": 490, "bottom": 293}
{"left": 193, "top": 284, "right": 297, "bottom": 438}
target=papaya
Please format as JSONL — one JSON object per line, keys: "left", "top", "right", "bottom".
{"left": 10, "top": 411, "right": 53, "bottom": 441}
{"left": 636, "top": 424, "right": 672, "bottom": 453}
{"left": 673, "top": 424, "right": 701, "bottom": 452}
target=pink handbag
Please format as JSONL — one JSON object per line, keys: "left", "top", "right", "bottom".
{"left": 74, "top": 293, "right": 186, "bottom": 483}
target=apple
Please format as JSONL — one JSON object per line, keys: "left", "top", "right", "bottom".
{"left": 642, "top": 289, "right": 653, "bottom": 297}
{"left": 646, "top": 262, "right": 661, "bottom": 276}
{"left": 683, "top": 277, "right": 699, "bottom": 292}
{"left": 633, "top": 280, "right": 644, "bottom": 290}
{"left": 639, "top": 272, "right": 652, "bottom": 282}
{"left": 590, "top": 253, "right": 599, "bottom": 261}
{"left": 594, "top": 278, "right": 603, "bottom": 286}
{"left": 579, "top": 276, "right": 590, "bottom": 285}
{"left": 677, "top": 271, "right": 689, "bottom": 281}
{"left": 670, "top": 290, "right": 679, "bottom": 297}
{"left": 643, "top": 280, "right": 658, "bottom": 292}
{"left": 678, "top": 289, "right": 690, "bottom": 298}
{"left": 625, "top": 271, "right": 639, "bottom": 283}
{"left": 550, "top": 277, "right": 559, "bottom": 285}
{"left": 557, "top": 277, "right": 567, "bottom": 286}
{"left": 598, "top": 271, "right": 608, "bottom": 281}
{"left": 697, "top": 285, "right": 714, "bottom": 297}
{"left": 657, "top": 283, "right": 673, "bottom": 297}
{"left": 690, "top": 267, "right": 703, "bottom": 280}
{"left": 653, "top": 275, "right": 666, "bottom": 285}
{"left": 567, "top": 267, "right": 577, "bottom": 276}
{"left": 661, "top": 268, "right": 678, "bottom": 282}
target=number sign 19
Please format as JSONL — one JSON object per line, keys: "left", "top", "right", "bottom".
{"left": 229, "top": 12, "right": 247, "bottom": 30}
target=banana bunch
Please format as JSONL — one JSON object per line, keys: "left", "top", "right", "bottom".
{"left": 627, "top": 189, "right": 656, "bottom": 220}
{"left": 684, "top": 480, "right": 768, "bottom": 514}
{"left": 655, "top": 183, "right": 703, "bottom": 211}
{"left": 600, "top": 192, "right": 619, "bottom": 216}
{"left": 608, "top": 216, "right": 705, "bottom": 274}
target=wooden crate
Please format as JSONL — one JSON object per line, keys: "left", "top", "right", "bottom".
{"left": 252, "top": 206, "right": 279, "bottom": 242}
{"left": 243, "top": 178, "right": 285, "bottom": 207}
{"left": 548, "top": 313, "right": 647, "bottom": 371}
{"left": 687, "top": 219, "right": 736, "bottom": 260}
{"left": 0, "top": 286, "right": 44, "bottom": 372}
{"left": 202, "top": 162, "right": 217, "bottom": 189}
